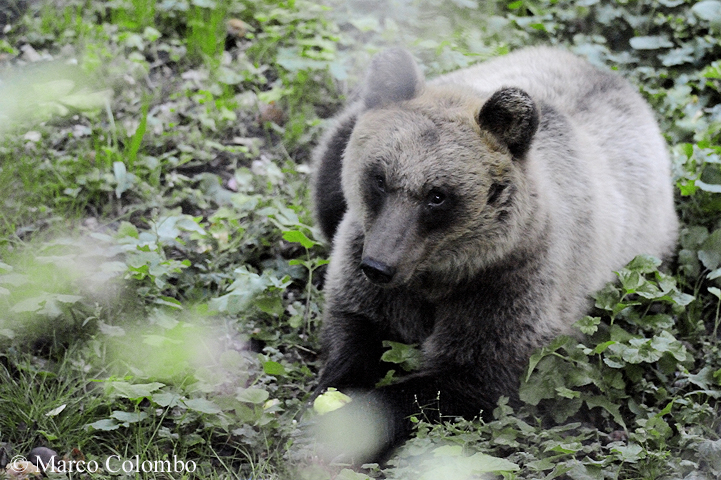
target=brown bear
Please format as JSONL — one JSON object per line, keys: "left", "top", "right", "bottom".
{"left": 310, "top": 47, "right": 678, "bottom": 463}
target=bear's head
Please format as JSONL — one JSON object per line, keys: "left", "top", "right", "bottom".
{"left": 342, "top": 49, "right": 540, "bottom": 288}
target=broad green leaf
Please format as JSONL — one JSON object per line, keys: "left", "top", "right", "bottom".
{"left": 184, "top": 398, "right": 222, "bottom": 414}
{"left": 626, "top": 255, "right": 661, "bottom": 273}
{"left": 432, "top": 445, "right": 463, "bottom": 457}
{"left": 696, "top": 179, "right": 721, "bottom": 193}
{"left": 112, "top": 410, "right": 149, "bottom": 423}
{"left": 98, "top": 322, "right": 126, "bottom": 337}
{"left": 314, "top": 388, "right": 352, "bottom": 415}
{"left": 336, "top": 469, "right": 372, "bottom": 480}
{"left": 381, "top": 341, "right": 422, "bottom": 372}
{"left": 575, "top": 316, "right": 601, "bottom": 335}
{"left": 86, "top": 419, "right": 120, "bottom": 431}
{"left": 546, "top": 441, "right": 582, "bottom": 454}
{"left": 263, "top": 360, "right": 286, "bottom": 376}
{"left": 11, "top": 295, "right": 46, "bottom": 313}
{"left": 611, "top": 443, "right": 645, "bottom": 462}
{"left": 692, "top": 0, "right": 721, "bottom": 21}
{"left": 255, "top": 294, "right": 284, "bottom": 316}
{"left": 699, "top": 229, "right": 721, "bottom": 270}
{"left": 629, "top": 36, "right": 673, "bottom": 50}
{"left": 0, "top": 273, "right": 29, "bottom": 286}
{"left": 237, "top": 388, "right": 270, "bottom": 404}
{"left": 283, "top": 229, "right": 316, "bottom": 248}
{"left": 60, "top": 88, "right": 112, "bottom": 111}
{"left": 54, "top": 294, "right": 83, "bottom": 304}
{"left": 418, "top": 451, "right": 519, "bottom": 480}
{"left": 106, "top": 381, "right": 165, "bottom": 400}
{"left": 584, "top": 395, "right": 626, "bottom": 428}
{"left": 152, "top": 392, "right": 182, "bottom": 408}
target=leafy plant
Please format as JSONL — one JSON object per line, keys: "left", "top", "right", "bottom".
{"left": 1, "top": 0, "right": 721, "bottom": 478}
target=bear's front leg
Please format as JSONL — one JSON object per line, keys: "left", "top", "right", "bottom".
{"left": 314, "top": 312, "right": 387, "bottom": 395}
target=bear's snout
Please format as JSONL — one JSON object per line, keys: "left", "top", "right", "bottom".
{"left": 360, "top": 257, "right": 396, "bottom": 285}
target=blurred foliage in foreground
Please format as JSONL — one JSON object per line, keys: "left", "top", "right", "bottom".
{"left": 0, "top": 0, "right": 720, "bottom": 479}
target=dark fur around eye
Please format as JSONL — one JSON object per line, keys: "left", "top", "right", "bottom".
{"left": 420, "top": 190, "right": 455, "bottom": 232}
{"left": 362, "top": 167, "right": 387, "bottom": 216}
{"left": 487, "top": 183, "right": 507, "bottom": 204}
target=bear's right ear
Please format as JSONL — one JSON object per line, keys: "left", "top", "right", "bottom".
{"left": 477, "top": 87, "right": 539, "bottom": 158}
{"left": 362, "top": 48, "right": 424, "bottom": 109}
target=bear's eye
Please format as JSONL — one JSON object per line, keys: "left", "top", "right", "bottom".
{"left": 375, "top": 175, "right": 386, "bottom": 192}
{"left": 427, "top": 190, "right": 446, "bottom": 207}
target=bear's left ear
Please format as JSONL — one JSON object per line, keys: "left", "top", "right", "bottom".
{"left": 477, "top": 87, "right": 539, "bottom": 158}
{"left": 362, "top": 48, "right": 424, "bottom": 109}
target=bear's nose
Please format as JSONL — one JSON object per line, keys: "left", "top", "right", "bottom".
{"left": 360, "top": 257, "right": 396, "bottom": 285}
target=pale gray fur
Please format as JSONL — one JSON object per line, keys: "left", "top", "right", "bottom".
{"left": 427, "top": 46, "right": 678, "bottom": 335}
{"left": 311, "top": 46, "right": 678, "bottom": 463}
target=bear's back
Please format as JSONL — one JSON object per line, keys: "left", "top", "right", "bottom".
{"left": 439, "top": 46, "right": 676, "bottom": 260}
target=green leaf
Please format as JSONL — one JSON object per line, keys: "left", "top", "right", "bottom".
{"left": 703, "top": 61, "right": 721, "bottom": 79}
{"left": 555, "top": 387, "right": 580, "bottom": 399}
{"left": 106, "top": 381, "right": 165, "bottom": 400}
{"left": 592, "top": 340, "right": 616, "bottom": 355}
{"left": 0, "top": 273, "right": 28, "bottom": 286}
{"left": 263, "top": 360, "right": 286, "bottom": 376}
{"left": 593, "top": 283, "right": 621, "bottom": 311}
{"left": 611, "top": 443, "right": 645, "bottom": 462}
{"left": 111, "top": 410, "right": 149, "bottom": 424}
{"left": 584, "top": 395, "right": 626, "bottom": 428}
{"left": 336, "top": 469, "right": 372, "bottom": 480}
{"left": 155, "top": 296, "right": 183, "bottom": 309}
{"left": 418, "top": 451, "right": 519, "bottom": 480}
{"left": 692, "top": 1, "right": 721, "bottom": 21}
{"left": 86, "top": 419, "right": 120, "bottom": 431}
{"left": 650, "top": 331, "right": 687, "bottom": 361}
{"left": 545, "top": 441, "right": 582, "bottom": 454}
{"left": 282, "top": 229, "right": 316, "bottom": 248}
{"left": 575, "top": 316, "right": 601, "bottom": 335}
{"left": 626, "top": 255, "right": 662, "bottom": 273}
{"left": 152, "top": 392, "right": 182, "bottom": 408}
{"left": 381, "top": 341, "right": 423, "bottom": 372}
{"left": 236, "top": 387, "right": 270, "bottom": 404}
{"left": 525, "top": 335, "right": 571, "bottom": 381}
{"left": 113, "top": 161, "right": 131, "bottom": 198}
{"left": 699, "top": 229, "right": 721, "bottom": 270}
{"left": 696, "top": 179, "right": 721, "bottom": 193}
{"left": 629, "top": 36, "right": 673, "bottom": 50}
{"left": 184, "top": 398, "right": 222, "bottom": 414}
{"left": 314, "top": 388, "right": 352, "bottom": 415}
{"left": 432, "top": 445, "right": 463, "bottom": 457}
{"left": 11, "top": 295, "right": 46, "bottom": 313}
{"left": 255, "top": 294, "right": 284, "bottom": 316}
{"left": 54, "top": 294, "right": 83, "bottom": 304}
